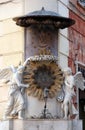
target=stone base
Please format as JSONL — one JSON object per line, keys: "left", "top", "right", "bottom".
{"left": 0, "top": 119, "right": 82, "bottom": 130}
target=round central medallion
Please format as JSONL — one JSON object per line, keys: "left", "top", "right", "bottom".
{"left": 33, "top": 64, "right": 55, "bottom": 89}
{"left": 23, "top": 55, "right": 64, "bottom": 100}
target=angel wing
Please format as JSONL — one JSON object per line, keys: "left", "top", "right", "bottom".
{"left": 74, "top": 71, "right": 85, "bottom": 90}
{"left": 0, "top": 67, "right": 13, "bottom": 87}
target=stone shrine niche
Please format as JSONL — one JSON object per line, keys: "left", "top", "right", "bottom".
{"left": 25, "top": 25, "right": 58, "bottom": 58}
{"left": 11, "top": 7, "right": 75, "bottom": 119}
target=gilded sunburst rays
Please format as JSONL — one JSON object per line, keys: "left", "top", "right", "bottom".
{"left": 23, "top": 56, "right": 64, "bottom": 100}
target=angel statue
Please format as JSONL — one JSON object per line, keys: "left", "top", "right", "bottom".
{"left": 0, "top": 59, "right": 30, "bottom": 120}
{"left": 62, "top": 67, "right": 85, "bottom": 119}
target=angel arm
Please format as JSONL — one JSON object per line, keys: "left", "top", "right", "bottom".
{"left": 18, "top": 83, "right": 29, "bottom": 88}
{"left": 64, "top": 76, "right": 74, "bottom": 89}
{"left": 14, "top": 73, "right": 29, "bottom": 88}
{"left": 23, "top": 58, "right": 30, "bottom": 67}
{"left": 64, "top": 80, "right": 70, "bottom": 87}
{"left": 17, "top": 58, "right": 30, "bottom": 72}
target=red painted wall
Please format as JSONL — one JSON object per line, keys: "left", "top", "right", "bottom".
{"left": 68, "top": 0, "right": 85, "bottom": 73}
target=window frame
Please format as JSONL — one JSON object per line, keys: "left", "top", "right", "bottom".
{"left": 77, "top": 0, "right": 85, "bottom": 8}
{"left": 75, "top": 61, "right": 85, "bottom": 120}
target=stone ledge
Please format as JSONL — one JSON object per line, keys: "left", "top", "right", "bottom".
{"left": 0, "top": 119, "right": 82, "bottom": 130}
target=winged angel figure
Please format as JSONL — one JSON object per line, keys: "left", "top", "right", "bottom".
{"left": 0, "top": 59, "right": 29, "bottom": 120}
{"left": 61, "top": 67, "right": 85, "bottom": 119}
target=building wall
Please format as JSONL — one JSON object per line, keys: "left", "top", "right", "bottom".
{"left": 68, "top": 0, "right": 85, "bottom": 124}
{"left": 68, "top": 0, "right": 85, "bottom": 73}
{"left": 0, "top": 0, "right": 25, "bottom": 68}
{"left": 57, "top": 0, "right": 69, "bottom": 69}
{"left": 0, "top": 0, "right": 24, "bottom": 119}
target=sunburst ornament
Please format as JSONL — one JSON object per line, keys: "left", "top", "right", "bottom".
{"left": 23, "top": 52, "right": 64, "bottom": 100}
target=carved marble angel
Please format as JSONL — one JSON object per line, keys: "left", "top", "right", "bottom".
{"left": 0, "top": 59, "right": 29, "bottom": 120}
{"left": 62, "top": 67, "right": 85, "bottom": 119}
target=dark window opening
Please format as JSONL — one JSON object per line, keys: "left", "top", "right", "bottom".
{"left": 78, "top": 65, "right": 85, "bottom": 130}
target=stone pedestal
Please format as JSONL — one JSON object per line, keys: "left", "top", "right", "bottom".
{"left": 0, "top": 119, "right": 82, "bottom": 130}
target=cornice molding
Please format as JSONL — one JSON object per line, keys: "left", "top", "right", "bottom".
{"left": 69, "top": 1, "right": 85, "bottom": 20}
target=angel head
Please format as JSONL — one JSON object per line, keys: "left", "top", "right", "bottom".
{"left": 17, "top": 65, "right": 24, "bottom": 73}
{"left": 63, "top": 67, "right": 72, "bottom": 77}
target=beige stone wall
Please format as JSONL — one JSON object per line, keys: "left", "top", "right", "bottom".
{"left": 57, "top": 0, "right": 69, "bottom": 69}
{"left": 0, "top": 19, "right": 24, "bottom": 68}
{"left": 0, "top": 0, "right": 24, "bottom": 119}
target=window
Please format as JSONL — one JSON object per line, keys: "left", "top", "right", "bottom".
{"left": 78, "top": 65, "right": 85, "bottom": 124}
{"left": 78, "top": 65, "right": 85, "bottom": 79}
{"left": 78, "top": 0, "right": 85, "bottom": 8}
